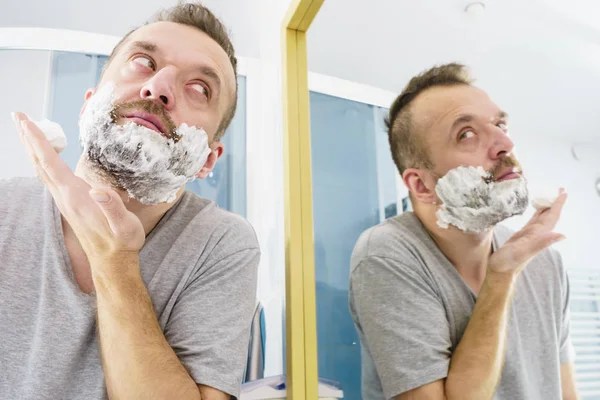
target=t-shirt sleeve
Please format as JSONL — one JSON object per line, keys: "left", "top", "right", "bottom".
{"left": 163, "top": 244, "right": 260, "bottom": 399}
{"left": 350, "top": 255, "right": 452, "bottom": 399}
{"left": 555, "top": 251, "right": 575, "bottom": 364}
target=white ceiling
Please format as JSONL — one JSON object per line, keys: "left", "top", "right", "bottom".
{"left": 307, "top": 0, "right": 600, "bottom": 142}
{"left": 542, "top": 0, "right": 600, "bottom": 34}
{"left": 308, "top": 0, "right": 600, "bottom": 90}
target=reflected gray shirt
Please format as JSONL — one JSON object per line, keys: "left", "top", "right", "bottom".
{"left": 349, "top": 212, "right": 574, "bottom": 400}
{"left": 0, "top": 177, "right": 260, "bottom": 400}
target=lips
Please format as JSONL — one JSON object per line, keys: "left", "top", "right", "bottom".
{"left": 123, "top": 111, "right": 167, "bottom": 136}
{"left": 495, "top": 168, "right": 521, "bottom": 182}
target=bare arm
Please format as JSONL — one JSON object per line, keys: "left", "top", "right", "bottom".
{"left": 395, "top": 380, "right": 446, "bottom": 400}
{"left": 198, "top": 386, "right": 229, "bottom": 400}
{"left": 94, "top": 254, "right": 223, "bottom": 400}
{"left": 397, "top": 191, "right": 568, "bottom": 400}
{"left": 560, "top": 363, "right": 579, "bottom": 400}
{"left": 443, "top": 270, "right": 516, "bottom": 399}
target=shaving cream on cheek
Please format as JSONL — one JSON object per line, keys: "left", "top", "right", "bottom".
{"left": 78, "top": 82, "right": 211, "bottom": 204}
{"left": 435, "top": 165, "right": 529, "bottom": 234}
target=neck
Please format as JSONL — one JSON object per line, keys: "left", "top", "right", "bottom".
{"left": 74, "top": 158, "right": 183, "bottom": 235}
{"left": 414, "top": 202, "right": 494, "bottom": 292}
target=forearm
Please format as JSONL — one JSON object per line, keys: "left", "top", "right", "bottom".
{"left": 445, "top": 272, "right": 516, "bottom": 400}
{"left": 561, "top": 363, "right": 580, "bottom": 400}
{"left": 93, "top": 254, "right": 200, "bottom": 400}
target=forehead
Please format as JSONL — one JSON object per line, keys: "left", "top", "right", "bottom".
{"left": 119, "top": 21, "right": 235, "bottom": 91}
{"left": 411, "top": 85, "right": 500, "bottom": 133}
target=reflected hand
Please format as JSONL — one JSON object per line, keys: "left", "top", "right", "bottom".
{"left": 488, "top": 189, "right": 567, "bottom": 277}
{"left": 12, "top": 112, "right": 145, "bottom": 264}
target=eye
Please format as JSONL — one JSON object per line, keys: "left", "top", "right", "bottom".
{"left": 497, "top": 121, "right": 509, "bottom": 132}
{"left": 131, "top": 55, "right": 156, "bottom": 71}
{"left": 459, "top": 130, "right": 476, "bottom": 141}
{"left": 188, "top": 82, "right": 209, "bottom": 99}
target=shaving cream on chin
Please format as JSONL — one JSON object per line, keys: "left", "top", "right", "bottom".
{"left": 435, "top": 165, "right": 529, "bottom": 234}
{"left": 78, "top": 82, "right": 211, "bottom": 204}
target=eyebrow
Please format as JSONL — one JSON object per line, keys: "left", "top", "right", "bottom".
{"left": 451, "top": 114, "right": 475, "bottom": 133}
{"left": 128, "top": 40, "right": 158, "bottom": 54}
{"left": 450, "top": 111, "right": 510, "bottom": 132}
{"left": 497, "top": 111, "right": 509, "bottom": 121}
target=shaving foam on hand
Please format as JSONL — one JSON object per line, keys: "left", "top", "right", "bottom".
{"left": 531, "top": 190, "right": 559, "bottom": 211}
{"left": 12, "top": 113, "right": 67, "bottom": 153}
{"left": 34, "top": 118, "right": 67, "bottom": 153}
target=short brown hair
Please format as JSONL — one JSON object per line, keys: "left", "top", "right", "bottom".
{"left": 102, "top": 2, "right": 237, "bottom": 141}
{"left": 385, "top": 63, "right": 473, "bottom": 175}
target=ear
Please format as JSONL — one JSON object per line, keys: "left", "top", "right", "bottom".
{"left": 80, "top": 88, "right": 96, "bottom": 116}
{"left": 403, "top": 167, "right": 438, "bottom": 205}
{"left": 196, "top": 141, "right": 225, "bottom": 179}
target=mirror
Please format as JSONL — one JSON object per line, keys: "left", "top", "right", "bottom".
{"left": 308, "top": 1, "right": 599, "bottom": 399}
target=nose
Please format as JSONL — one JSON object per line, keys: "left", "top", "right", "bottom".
{"left": 488, "top": 126, "right": 514, "bottom": 160}
{"left": 139, "top": 66, "right": 176, "bottom": 111}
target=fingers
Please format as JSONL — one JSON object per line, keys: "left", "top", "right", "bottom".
{"left": 525, "top": 188, "right": 567, "bottom": 230}
{"left": 13, "top": 114, "right": 52, "bottom": 184}
{"left": 537, "top": 189, "right": 567, "bottom": 229}
{"left": 13, "top": 112, "right": 73, "bottom": 190}
{"left": 523, "top": 207, "right": 545, "bottom": 229}
{"left": 530, "top": 232, "right": 566, "bottom": 255}
{"left": 89, "top": 188, "right": 134, "bottom": 237}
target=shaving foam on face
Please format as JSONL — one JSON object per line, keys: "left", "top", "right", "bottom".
{"left": 78, "top": 82, "right": 211, "bottom": 204}
{"left": 435, "top": 165, "right": 529, "bottom": 234}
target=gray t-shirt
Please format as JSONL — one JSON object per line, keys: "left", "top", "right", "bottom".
{"left": 0, "top": 177, "right": 260, "bottom": 400}
{"left": 349, "top": 212, "right": 573, "bottom": 400}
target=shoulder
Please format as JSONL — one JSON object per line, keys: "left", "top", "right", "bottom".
{"left": 351, "top": 213, "right": 434, "bottom": 280}
{"left": 176, "top": 191, "right": 259, "bottom": 254}
{"left": 353, "top": 213, "right": 428, "bottom": 264}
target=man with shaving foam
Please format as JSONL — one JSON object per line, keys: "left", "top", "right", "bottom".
{"left": 349, "top": 63, "right": 578, "bottom": 400}
{"left": 1, "top": 3, "right": 258, "bottom": 400}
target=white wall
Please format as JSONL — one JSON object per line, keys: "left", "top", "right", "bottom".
{"left": 0, "top": 50, "right": 52, "bottom": 179}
